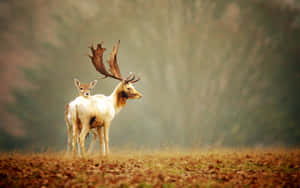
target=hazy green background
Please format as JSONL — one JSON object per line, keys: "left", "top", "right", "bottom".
{"left": 0, "top": 0, "right": 299, "bottom": 151}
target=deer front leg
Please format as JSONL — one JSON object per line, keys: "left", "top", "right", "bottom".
{"left": 79, "top": 127, "right": 89, "bottom": 158}
{"left": 72, "top": 123, "right": 78, "bottom": 157}
{"left": 103, "top": 123, "right": 110, "bottom": 156}
{"left": 87, "top": 130, "right": 97, "bottom": 154}
{"left": 97, "top": 127, "right": 104, "bottom": 157}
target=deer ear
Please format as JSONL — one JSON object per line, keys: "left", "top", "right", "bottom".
{"left": 89, "top": 80, "right": 98, "bottom": 89}
{"left": 74, "top": 78, "right": 80, "bottom": 88}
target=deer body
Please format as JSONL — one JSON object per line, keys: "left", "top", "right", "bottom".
{"left": 72, "top": 82, "right": 141, "bottom": 157}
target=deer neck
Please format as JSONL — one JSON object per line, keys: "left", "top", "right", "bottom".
{"left": 110, "top": 82, "right": 127, "bottom": 113}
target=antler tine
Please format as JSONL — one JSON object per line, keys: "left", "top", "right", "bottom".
{"left": 108, "top": 40, "right": 123, "bottom": 80}
{"left": 89, "top": 43, "right": 95, "bottom": 55}
{"left": 127, "top": 74, "right": 136, "bottom": 83}
{"left": 131, "top": 76, "right": 141, "bottom": 83}
{"left": 125, "top": 72, "right": 140, "bottom": 83}
{"left": 125, "top": 72, "right": 134, "bottom": 81}
{"left": 88, "top": 43, "right": 94, "bottom": 58}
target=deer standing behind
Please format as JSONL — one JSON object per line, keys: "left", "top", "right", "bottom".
{"left": 65, "top": 79, "right": 98, "bottom": 154}
{"left": 68, "top": 40, "right": 142, "bottom": 157}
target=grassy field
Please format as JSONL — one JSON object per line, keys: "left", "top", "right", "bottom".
{"left": 0, "top": 149, "right": 299, "bottom": 187}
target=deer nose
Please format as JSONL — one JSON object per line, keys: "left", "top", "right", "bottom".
{"left": 85, "top": 92, "right": 89, "bottom": 96}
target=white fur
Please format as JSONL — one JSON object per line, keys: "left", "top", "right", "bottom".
{"left": 67, "top": 82, "right": 141, "bottom": 157}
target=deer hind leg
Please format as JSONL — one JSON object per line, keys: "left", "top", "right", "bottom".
{"left": 103, "top": 122, "right": 111, "bottom": 156}
{"left": 77, "top": 135, "right": 81, "bottom": 156}
{"left": 65, "top": 104, "right": 71, "bottom": 155}
{"left": 66, "top": 122, "right": 72, "bottom": 154}
{"left": 72, "top": 122, "right": 78, "bottom": 157}
{"left": 97, "top": 126, "right": 104, "bottom": 157}
{"left": 87, "top": 129, "right": 98, "bottom": 154}
{"left": 79, "top": 125, "right": 89, "bottom": 158}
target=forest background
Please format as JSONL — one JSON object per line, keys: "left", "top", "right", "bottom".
{"left": 0, "top": 0, "right": 299, "bottom": 151}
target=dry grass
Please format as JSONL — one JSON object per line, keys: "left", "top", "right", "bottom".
{"left": 0, "top": 148, "right": 299, "bottom": 187}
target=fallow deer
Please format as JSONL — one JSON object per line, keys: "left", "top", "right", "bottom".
{"left": 69, "top": 40, "right": 142, "bottom": 157}
{"left": 65, "top": 79, "right": 98, "bottom": 154}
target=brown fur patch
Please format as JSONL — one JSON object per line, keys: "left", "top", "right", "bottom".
{"left": 89, "top": 116, "right": 96, "bottom": 126}
{"left": 116, "top": 91, "right": 127, "bottom": 108}
{"left": 75, "top": 105, "right": 82, "bottom": 132}
{"left": 77, "top": 119, "right": 82, "bottom": 132}
{"left": 90, "top": 117, "right": 104, "bottom": 129}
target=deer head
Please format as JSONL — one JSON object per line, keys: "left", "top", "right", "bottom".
{"left": 74, "top": 79, "right": 98, "bottom": 97}
{"left": 88, "top": 40, "right": 142, "bottom": 99}
{"left": 119, "top": 78, "right": 142, "bottom": 99}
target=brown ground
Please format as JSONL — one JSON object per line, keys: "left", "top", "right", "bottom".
{"left": 0, "top": 149, "right": 299, "bottom": 187}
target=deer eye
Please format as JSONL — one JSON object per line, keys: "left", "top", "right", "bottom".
{"left": 80, "top": 88, "right": 83, "bottom": 90}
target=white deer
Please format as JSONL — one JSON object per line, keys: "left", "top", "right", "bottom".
{"left": 68, "top": 40, "right": 142, "bottom": 157}
{"left": 64, "top": 79, "right": 98, "bottom": 154}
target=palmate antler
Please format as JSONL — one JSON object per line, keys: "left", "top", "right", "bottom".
{"left": 88, "top": 40, "right": 140, "bottom": 83}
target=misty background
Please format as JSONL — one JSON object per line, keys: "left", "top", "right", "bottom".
{"left": 0, "top": 0, "right": 299, "bottom": 151}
